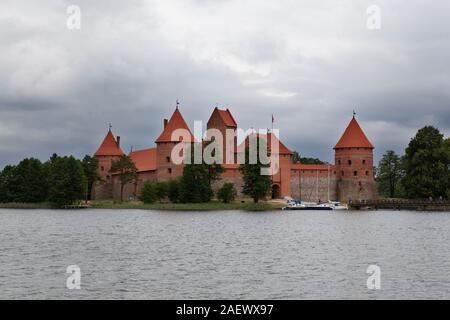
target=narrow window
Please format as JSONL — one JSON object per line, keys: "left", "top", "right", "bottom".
{"left": 168, "top": 168, "right": 172, "bottom": 174}
{"left": 365, "top": 171, "right": 369, "bottom": 176}
{"left": 101, "top": 166, "right": 104, "bottom": 171}
{"left": 166, "top": 156, "right": 170, "bottom": 163}
{"left": 348, "top": 160, "right": 352, "bottom": 165}
{"left": 362, "top": 159, "right": 366, "bottom": 165}
{"left": 353, "top": 171, "right": 358, "bottom": 176}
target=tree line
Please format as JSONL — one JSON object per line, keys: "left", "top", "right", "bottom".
{"left": 376, "top": 126, "right": 450, "bottom": 199}
{"left": 0, "top": 154, "right": 99, "bottom": 207}
{"left": 0, "top": 137, "right": 273, "bottom": 206}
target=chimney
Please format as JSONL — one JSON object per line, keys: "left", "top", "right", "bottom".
{"left": 164, "top": 119, "right": 168, "bottom": 128}
{"left": 116, "top": 136, "right": 121, "bottom": 147}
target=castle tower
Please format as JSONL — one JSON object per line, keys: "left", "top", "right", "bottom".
{"left": 334, "top": 115, "right": 377, "bottom": 202}
{"left": 155, "top": 105, "right": 194, "bottom": 181}
{"left": 267, "top": 133, "right": 293, "bottom": 198}
{"left": 206, "top": 107, "right": 238, "bottom": 164}
{"left": 92, "top": 128, "right": 124, "bottom": 199}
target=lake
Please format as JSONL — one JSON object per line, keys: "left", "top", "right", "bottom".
{"left": 0, "top": 209, "right": 449, "bottom": 299}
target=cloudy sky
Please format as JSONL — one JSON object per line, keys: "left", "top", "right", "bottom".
{"left": 1, "top": 0, "right": 449, "bottom": 167}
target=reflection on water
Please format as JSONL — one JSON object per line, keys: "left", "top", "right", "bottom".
{"left": 0, "top": 209, "right": 449, "bottom": 299}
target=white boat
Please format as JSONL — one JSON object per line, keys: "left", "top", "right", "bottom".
{"left": 282, "top": 200, "right": 332, "bottom": 211}
{"left": 282, "top": 200, "right": 348, "bottom": 211}
{"left": 326, "top": 201, "right": 349, "bottom": 210}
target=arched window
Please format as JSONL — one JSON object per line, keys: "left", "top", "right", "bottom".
{"left": 166, "top": 156, "right": 170, "bottom": 163}
{"left": 101, "top": 166, "right": 104, "bottom": 171}
{"left": 168, "top": 168, "right": 172, "bottom": 174}
{"left": 362, "top": 159, "right": 366, "bottom": 165}
{"left": 348, "top": 160, "right": 352, "bottom": 165}
{"left": 365, "top": 171, "right": 369, "bottom": 176}
{"left": 353, "top": 171, "right": 358, "bottom": 176}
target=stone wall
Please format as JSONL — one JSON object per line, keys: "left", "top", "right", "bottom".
{"left": 212, "top": 170, "right": 244, "bottom": 198}
{"left": 290, "top": 169, "right": 338, "bottom": 202}
{"left": 290, "top": 175, "right": 339, "bottom": 202}
{"left": 92, "top": 180, "right": 114, "bottom": 200}
{"left": 337, "top": 179, "right": 378, "bottom": 203}
{"left": 111, "top": 170, "right": 157, "bottom": 201}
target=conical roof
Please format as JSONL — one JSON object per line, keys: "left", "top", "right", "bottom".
{"left": 94, "top": 130, "right": 124, "bottom": 156}
{"left": 334, "top": 117, "right": 374, "bottom": 149}
{"left": 155, "top": 108, "right": 194, "bottom": 143}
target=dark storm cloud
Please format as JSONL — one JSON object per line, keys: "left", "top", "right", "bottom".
{"left": 1, "top": 0, "right": 450, "bottom": 168}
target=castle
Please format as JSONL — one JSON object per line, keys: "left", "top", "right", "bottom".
{"left": 92, "top": 105, "right": 377, "bottom": 203}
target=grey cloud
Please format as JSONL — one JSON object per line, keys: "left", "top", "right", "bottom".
{"left": 1, "top": 0, "right": 450, "bottom": 168}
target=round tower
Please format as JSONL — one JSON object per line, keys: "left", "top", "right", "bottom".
{"left": 92, "top": 128, "right": 124, "bottom": 199}
{"left": 334, "top": 115, "right": 377, "bottom": 202}
{"left": 155, "top": 105, "right": 194, "bottom": 181}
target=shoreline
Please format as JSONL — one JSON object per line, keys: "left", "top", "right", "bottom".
{"left": 0, "top": 200, "right": 284, "bottom": 211}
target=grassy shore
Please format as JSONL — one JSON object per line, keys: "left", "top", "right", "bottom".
{"left": 90, "top": 200, "right": 283, "bottom": 211}
{"left": 0, "top": 202, "right": 56, "bottom": 209}
{"left": 0, "top": 200, "right": 283, "bottom": 211}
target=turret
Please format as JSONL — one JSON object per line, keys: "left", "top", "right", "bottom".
{"left": 92, "top": 127, "right": 124, "bottom": 199}
{"left": 155, "top": 104, "right": 194, "bottom": 181}
{"left": 206, "top": 107, "right": 238, "bottom": 164}
{"left": 334, "top": 115, "right": 377, "bottom": 202}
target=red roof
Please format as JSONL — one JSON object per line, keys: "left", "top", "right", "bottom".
{"left": 218, "top": 108, "right": 237, "bottom": 127}
{"left": 94, "top": 130, "right": 124, "bottom": 156}
{"left": 129, "top": 148, "right": 156, "bottom": 172}
{"left": 238, "top": 132, "right": 292, "bottom": 155}
{"left": 155, "top": 108, "right": 194, "bottom": 143}
{"left": 334, "top": 117, "right": 374, "bottom": 149}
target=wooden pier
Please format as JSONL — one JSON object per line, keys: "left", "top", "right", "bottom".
{"left": 350, "top": 199, "right": 450, "bottom": 211}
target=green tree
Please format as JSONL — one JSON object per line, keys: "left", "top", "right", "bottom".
{"left": 154, "top": 181, "right": 168, "bottom": 200}
{"left": 0, "top": 159, "right": 48, "bottom": 203}
{"left": 445, "top": 138, "right": 450, "bottom": 198}
{"left": 167, "top": 178, "right": 181, "bottom": 203}
{"left": 217, "top": 182, "right": 237, "bottom": 203}
{"left": 239, "top": 137, "right": 272, "bottom": 203}
{"left": 292, "top": 151, "right": 324, "bottom": 164}
{"left": 81, "top": 155, "right": 100, "bottom": 201}
{"left": 139, "top": 182, "right": 158, "bottom": 204}
{"left": 0, "top": 165, "right": 16, "bottom": 203}
{"left": 14, "top": 158, "right": 48, "bottom": 203}
{"left": 402, "top": 126, "right": 450, "bottom": 199}
{"left": 48, "top": 156, "right": 87, "bottom": 207}
{"left": 178, "top": 143, "right": 222, "bottom": 203}
{"left": 110, "top": 155, "right": 137, "bottom": 202}
{"left": 179, "top": 164, "right": 213, "bottom": 203}
{"left": 376, "top": 150, "right": 404, "bottom": 198}
{"left": 203, "top": 140, "right": 225, "bottom": 184}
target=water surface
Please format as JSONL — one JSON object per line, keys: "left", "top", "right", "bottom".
{"left": 0, "top": 209, "right": 449, "bottom": 299}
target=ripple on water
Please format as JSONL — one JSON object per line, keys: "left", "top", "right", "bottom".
{"left": 0, "top": 209, "right": 449, "bottom": 299}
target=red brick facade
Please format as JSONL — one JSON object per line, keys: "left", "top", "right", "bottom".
{"left": 93, "top": 107, "right": 377, "bottom": 203}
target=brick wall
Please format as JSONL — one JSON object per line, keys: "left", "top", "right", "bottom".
{"left": 290, "top": 168, "right": 338, "bottom": 202}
